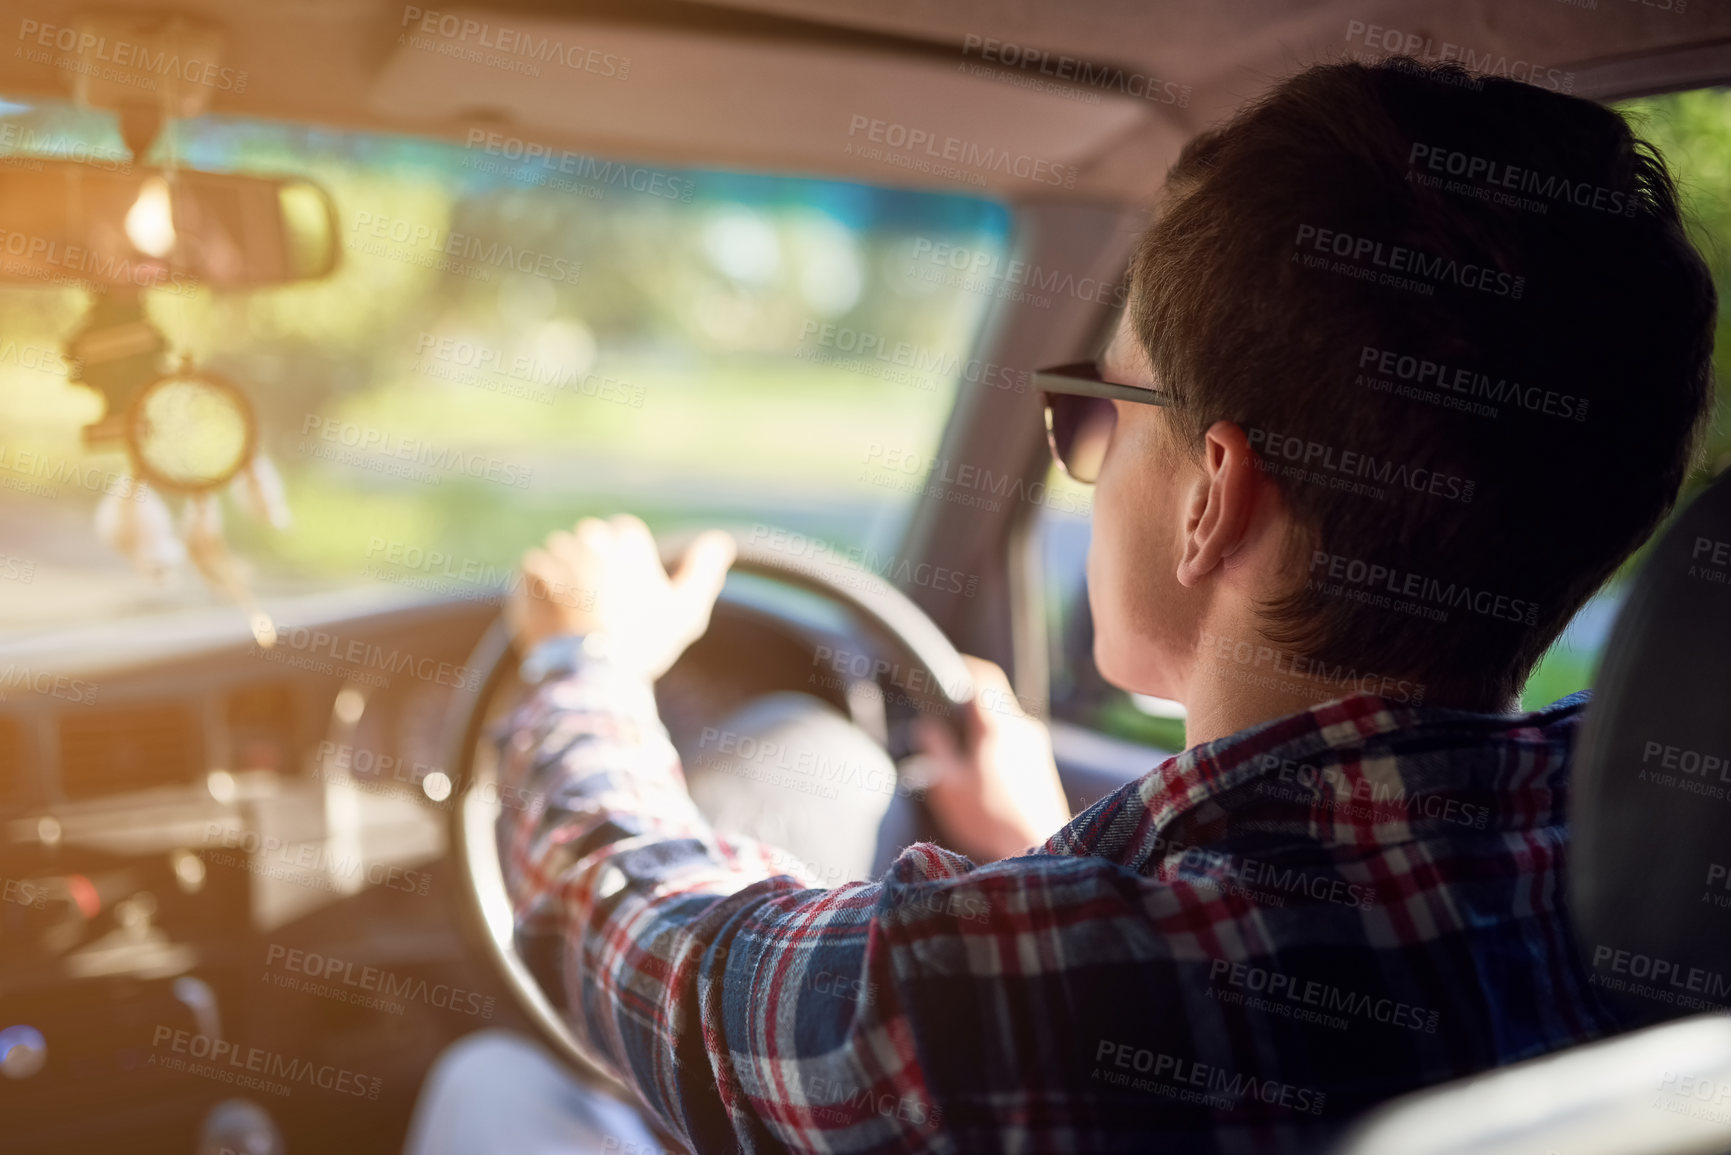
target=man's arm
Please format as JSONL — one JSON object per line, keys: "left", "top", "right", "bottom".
{"left": 492, "top": 516, "right": 1188, "bottom": 1152}
{"left": 495, "top": 646, "right": 1215, "bottom": 1154}
{"left": 498, "top": 514, "right": 966, "bottom": 1148}
{"left": 497, "top": 649, "right": 961, "bottom": 1148}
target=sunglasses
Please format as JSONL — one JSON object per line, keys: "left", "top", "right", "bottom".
{"left": 1032, "top": 361, "right": 1174, "bottom": 484}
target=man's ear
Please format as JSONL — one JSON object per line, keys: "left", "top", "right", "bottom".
{"left": 1175, "top": 421, "right": 1262, "bottom": 588}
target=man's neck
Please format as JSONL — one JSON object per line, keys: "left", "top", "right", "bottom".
{"left": 1176, "top": 616, "right": 1519, "bottom": 748}
{"left": 1179, "top": 666, "right": 1343, "bottom": 749}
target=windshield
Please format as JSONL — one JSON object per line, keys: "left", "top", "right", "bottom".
{"left": 0, "top": 101, "right": 1011, "bottom": 629}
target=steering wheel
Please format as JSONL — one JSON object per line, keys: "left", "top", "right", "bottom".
{"left": 442, "top": 526, "right": 977, "bottom": 1095}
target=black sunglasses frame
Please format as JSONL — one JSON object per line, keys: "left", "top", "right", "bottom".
{"left": 1030, "top": 361, "right": 1176, "bottom": 408}
{"left": 1032, "top": 361, "right": 1173, "bottom": 483}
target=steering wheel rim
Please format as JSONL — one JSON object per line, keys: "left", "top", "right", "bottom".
{"left": 443, "top": 525, "right": 976, "bottom": 1092}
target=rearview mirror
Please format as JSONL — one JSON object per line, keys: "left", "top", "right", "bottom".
{"left": 0, "top": 160, "right": 339, "bottom": 290}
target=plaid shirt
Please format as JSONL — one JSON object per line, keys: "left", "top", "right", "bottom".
{"left": 497, "top": 655, "right": 1626, "bottom": 1154}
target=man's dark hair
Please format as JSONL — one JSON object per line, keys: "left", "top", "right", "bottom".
{"left": 1129, "top": 58, "right": 1717, "bottom": 708}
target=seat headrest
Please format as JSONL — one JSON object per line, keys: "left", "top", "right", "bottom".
{"left": 1572, "top": 465, "right": 1731, "bottom": 1019}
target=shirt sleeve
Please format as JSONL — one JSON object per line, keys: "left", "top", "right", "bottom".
{"left": 493, "top": 655, "right": 1223, "bottom": 1154}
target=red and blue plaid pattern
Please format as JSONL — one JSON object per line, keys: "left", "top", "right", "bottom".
{"left": 497, "top": 657, "right": 1626, "bottom": 1154}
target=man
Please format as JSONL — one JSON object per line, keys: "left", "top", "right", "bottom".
{"left": 407, "top": 58, "right": 1716, "bottom": 1153}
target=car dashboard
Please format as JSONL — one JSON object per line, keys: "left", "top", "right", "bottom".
{"left": 0, "top": 577, "right": 898, "bottom": 1153}
{"left": 0, "top": 590, "right": 507, "bottom": 1152}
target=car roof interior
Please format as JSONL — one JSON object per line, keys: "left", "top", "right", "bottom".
{"left": 0, "top": 0, "right": 1727, "bottom": 207}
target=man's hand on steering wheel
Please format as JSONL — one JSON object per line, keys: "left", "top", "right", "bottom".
{"left": 506, "top": 512, "right": 1070, "bottom": 865}
{"left": 913, "top": 656, "right": 1073, "bottom": 863}
{"left": 506, "top": 513, "right": 736, "bottom": 680}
